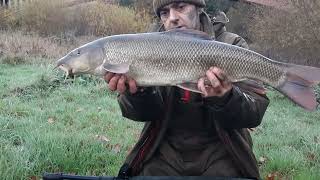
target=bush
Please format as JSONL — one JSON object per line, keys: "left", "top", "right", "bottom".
{"left": 0, "top": 56, "right": 26, "bottom": 65}
{"left": 20, "top": 0, "right": 68, "bottom": 36}
{"left": 77, "top": 1, "right": 151, "bottom": 36}
{"left": 0, "top": 7, "right": 20, "bottom": 30}
{"left": 0, "top": 30, "right": 99, "bottom": 65}
{"left": 0, "top": 0, "right": 152, "bottom": 64}
{"left": 230, "top": 0, "right": 320, "bottom": 67}
{"left": 1, "top": 0, "right": 151, "bottom": 36}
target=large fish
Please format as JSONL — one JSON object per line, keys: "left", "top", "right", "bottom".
{"left": 56, "top": 29, "right": 320, "bottom": 111}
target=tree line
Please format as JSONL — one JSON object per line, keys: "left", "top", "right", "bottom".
{"left": 119, "top": 0, "right": 239, "bottom": 16}
{"left": 1, "top": 0, "right": 34, "bottom": 8}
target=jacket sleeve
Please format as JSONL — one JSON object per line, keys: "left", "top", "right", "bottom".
{"left": 216, "top": 31, "right": 249, "bottom": 49}
{"left": 205, "top": 32, "right": 269, "bottom": 129}
{"left": 232, "top": 36, "right": 249, "bottom": 49}
{"left": 204, "top": 86, "right": 269, "bottom": 129}
{"left": 117, "top": 87, "right": 165, "bottom": 122}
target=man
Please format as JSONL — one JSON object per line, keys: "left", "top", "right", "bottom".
{"left": 104, "top": 0, "right": 269, "bottom": 178}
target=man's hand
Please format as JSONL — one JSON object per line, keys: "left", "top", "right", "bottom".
{"left": 198, "top": 67, "right": 232, "bottom": 97}
{"left": 104, "top": 72, "right": 138, "bottom": 94}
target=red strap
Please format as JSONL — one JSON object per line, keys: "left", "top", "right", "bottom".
{"left": 181, "top": 90, "right": 190, "bottom": 102}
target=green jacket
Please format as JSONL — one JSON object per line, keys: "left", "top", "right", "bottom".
{"left": 116, "top": 12, "right": 269, "bottom": 179}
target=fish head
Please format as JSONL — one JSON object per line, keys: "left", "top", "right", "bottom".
{"left": 56, "top": 42, "right": 104, "bottom": 76}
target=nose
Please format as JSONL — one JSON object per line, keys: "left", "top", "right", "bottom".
{"left": 168, "top": 9, "right": 179, "bottom": 24}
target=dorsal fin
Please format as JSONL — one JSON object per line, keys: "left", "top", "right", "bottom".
{"left": 161, "top": 29, "right": 213, "bottom": 41}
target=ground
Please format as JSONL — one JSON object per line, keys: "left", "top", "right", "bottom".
{"left": 0, "top": 63, "right": 319, "bottom": 179}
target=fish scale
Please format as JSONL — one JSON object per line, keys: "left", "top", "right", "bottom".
{"left": 56, "top": 29, "right": 320, "bottom": 111}
{"left": 104, "top": 32, "right": 284, "bottom": 87}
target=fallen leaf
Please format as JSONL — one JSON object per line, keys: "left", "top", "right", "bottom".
{"left": 266, "top": 172, "right": 278, "bottom": 180}
{"left": 95, "top": 135, "right": 110, "bottom": 144}
{"left": 306, "top": 152, "right": 316, "bottom": 161}
{"left": 48, "top": 118, "right": 55, "bottom": 124}
{"left": 29, "top": 176, "right": 38, "bottom": 180}
{"left": 126, "top": 145, "right": 134, "bottom": 155}
{"left": 112, "top": 144, "right": 121, "bottom": 154}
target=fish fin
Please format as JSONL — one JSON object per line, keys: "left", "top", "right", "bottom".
{"left": 103, "top": 62, "right": 129, "bottom": 74}
{"left": 176, "top": 82, "right": 204, "bottom": 94}
{"left": 286, "top": 64, "right": 320, "bottom": 86}
{"left": 163, "top": 29, "right": 213, "bottom": 41}
{"left": 234, "top": 80, "right": 267, "bottom": 95}
{"left": 277, "top": 72, "right": 318, "bottom": 111}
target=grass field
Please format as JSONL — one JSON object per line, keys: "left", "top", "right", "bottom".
{"left": 0, "top": 63, "right": 319, "bottom": 180}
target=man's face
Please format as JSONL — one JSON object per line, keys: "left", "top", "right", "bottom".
{"left": 159, "top": 2, "right": 201, "bottom": 31}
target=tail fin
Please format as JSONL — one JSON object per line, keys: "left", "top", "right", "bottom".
{"left": 287, "top": 64, "right": 320, "bottom": 85}
{"left": 278, "top": 64, "right": 320, "bottom": 111}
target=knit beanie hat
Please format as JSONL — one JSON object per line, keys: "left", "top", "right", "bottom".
{"left": 153, "top": 0, "right": 206, "bottom": 17}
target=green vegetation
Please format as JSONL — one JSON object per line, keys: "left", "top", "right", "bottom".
{"left": 253, "top": 91, "right": 320, "bottom": 179}
{"left": 0, "top": 62, "right": 319, "bottom": 179}
{"left": 1, "top": 0, "right": 319, "bottom": 179}
{"left": 0, "top": 63, "right": 143, "bottom": 179}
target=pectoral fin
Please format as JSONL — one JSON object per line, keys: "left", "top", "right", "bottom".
{"left": 176, "top": 82, "right": 203, "bottom": 94}
{"left": 234, "top": 80, "right": 267, "bottom": 95}
{"left": 103, "top": 62, "right": 130, "bottom": 74}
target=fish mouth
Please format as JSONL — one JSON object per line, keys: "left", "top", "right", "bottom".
{"left": 55, "top": 57, "right": 70, "bottom": 77}
{"left": 57, "top": 64, "right": 73, "bottom": 77}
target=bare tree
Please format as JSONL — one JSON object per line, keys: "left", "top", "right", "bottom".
{"left": 242, "top": 0, "right": 320, "bottom": 67}
{"left": 0, "top": 0, "right": 10, "bottom": 7}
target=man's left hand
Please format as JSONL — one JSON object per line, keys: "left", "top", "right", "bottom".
{"left": 198, "top": 67, "right": 232, "bottom": 97}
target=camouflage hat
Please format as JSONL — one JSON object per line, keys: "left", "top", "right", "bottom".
{"left": 153, "top": 0, "right": 206, "bottom": 17}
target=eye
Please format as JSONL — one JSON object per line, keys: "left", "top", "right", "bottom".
{"left": 77, "top": 50, "right": 81, "bottom": 55}
{"left": 177, "top": 3, "right": 186, "bottom": 10}
{"left": 160, "top": 10, "right": 168, "bottom": 18}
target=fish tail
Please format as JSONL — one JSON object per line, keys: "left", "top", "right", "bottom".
{"left": 278, "top": 64, "right": 320, "bottom": 111}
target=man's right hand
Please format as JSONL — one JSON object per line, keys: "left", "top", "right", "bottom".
{"left": 104, "top": 72, "right": 138, "bottom": 94}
